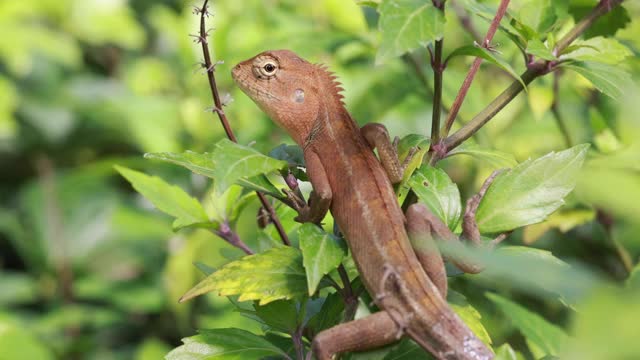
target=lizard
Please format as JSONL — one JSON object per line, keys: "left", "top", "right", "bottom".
{"left": 232, "top": 49, "right": 495, "bottom": 360}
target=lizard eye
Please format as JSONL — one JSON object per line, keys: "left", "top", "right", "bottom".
{"left": 253, "top": 57, "right": 279, "bottom": 79}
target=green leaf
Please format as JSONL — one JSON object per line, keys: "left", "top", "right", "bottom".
{"left": 115, "top": 166, "right": 210, "bottom": 230}
{"left": 445, "top": 45, "right": 526, "bottom": 88}
{"left": 561, "top": 61, "right": 633, "bottom": 100}
{"left": 383, "top": 338, "right": 430, "bottom": 359}
{"left": 376, "top": 0, "right": 445, "bottom": 64}
{"left": 560, "top": 37, "right": 631, "bottom": 64}
{"left": 179, "top": 247, "right": 307, "bottom": 305}
{"left": 487, "top": 293, "right": 568, "bottom": 356}
{"left": 254, "top": 299, "right": 300, "bottom": 334}
{"left": 560, "top": 287, "right": 640, "bottom": 360}
{"left": 448, "top": 143, "right": 518, "bottom": 168}
{"left": 166, "top": 328, "right": 286, "bottom": 360}
{"left": 493, "top": 343, "right": 522, "bottom": 360}
{"left": 299, "top": 224, "right": 347, "bottom": 295}
{"left": 526, "top": 39, "right": 557, "bottom": 61}
{"left": 146, "top": 139, "right": 287, "bottom": 197}
{"left": 408, "top": 166, "right": 461, "bottom": 230}
{"left": 447, "top": 291, "right": 492, "bottom": 346}
{"left": 626, "top": 264, "right": 640, "bottom": 290}
{"left": 568, "top": 4, "right": 630, "bottom": 39}
{"left": 0, "top": 314, "right": 55, "bottom": 360}
{"left": 0, "top": 272, "right": 36, "bottom": 305}
{"left": 513, "top": 0, "right": 558, "bottom": 37}
{"left": 476, "top": 144, "right": 589, "bottom": 233}
{"left": 306, "top": 292, "right": 345, "bottom": 337}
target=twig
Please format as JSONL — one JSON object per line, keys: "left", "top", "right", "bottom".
{"left": 429, "top": 0, "right": 445, "bottom": 146}
{"left": 430, "top": 40, "right": 444, "bottom": 144}
{"left": 214, "top": 221, "right": 254, "bottom": 255}
{"left": 195, "top": 0, "right": 290, "bottom": 246}
{"left": 443, "top": 0, "right": 624, "bottom": 152}
{"left": 440, "top": 0, "right": 511, "bottom": 141}
{"left": 551, "top": 71, "right": 572, "bottom": 147}
{"left": 36, "top": 155, "right": 74, "bottom": 303}
{"left": 597, "top": 209, "right": 633, "bottom": 275}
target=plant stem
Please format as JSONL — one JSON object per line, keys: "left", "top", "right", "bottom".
{"left": 551, "top": 71, "right": 572, "bottom": 147}
{"left": 430, "top": 40, "right": 444, "bottom": 144}
{"left": 441, "top": 0, "right": 511, "bottom": 140}
{"left": 196, "top": 0, "right": 290, "bottom": 246}
{"left": 443, "top": 0, "right": 624, "bottom": 153}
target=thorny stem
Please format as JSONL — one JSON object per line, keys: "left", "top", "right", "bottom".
{"left": 443, "top": 0, "right": 624, "bottom": 153}
{"left": 441, "top": 0, "right": 511, "bottom": 140}
{"left": 196, "top": 0, "right": 290, "bottom": 246}
{"left": 551, "top": 71, "right": 572, "bottom": 147}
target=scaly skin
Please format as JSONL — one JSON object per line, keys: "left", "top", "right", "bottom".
{"left": 232, "top": 50, "right": 493, "bottom": 360}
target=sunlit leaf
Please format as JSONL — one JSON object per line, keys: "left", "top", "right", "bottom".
{"left": 299, "top": 224, "right": 347, "bottom": 295}
{"left": 180, "top": 247, "right": 307, "bottom": 305}
{"left": 116, "top": 166, "right": 210, "bottom": 230}
{"left": 445, "top": 45, "right": 525, "bottom": 88}
{"left": 146, "top": 139, "right": 287, "bottom": 197}
{"left": 526, "top": 39, "right": 557, "bottom": 61}
{"left": 408, "top": 166, "right": 461, "bottom": 230}
{"left": 166, "top": 328, "right": 286, "bottom": 360}
{"left": 376, "top": 0, "right": 445, "bottom": 64}
{"left": 560, "top": 37, "right": 632, "bottom": 64}
{"left": 561, "top": 61, "right": 633, "bottom": 100}
{"left": 476, "top": 145, "right": 589, "bottom": 233}
{"left": 487, "top": 293, "right": 569, "bottom": 356}
{"left": 448, "top": 143, "right": 518, "bottom": 169}
{"left": 0, "top": 314, "right": 55, "bottom": 360}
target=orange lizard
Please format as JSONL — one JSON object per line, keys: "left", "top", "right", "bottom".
{"left": 232, "top": 50, "right": 494, "bottom": 360}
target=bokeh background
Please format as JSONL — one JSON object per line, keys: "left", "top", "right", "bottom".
{"left": 1, "top": 0, "right": 639, "bottom": 359}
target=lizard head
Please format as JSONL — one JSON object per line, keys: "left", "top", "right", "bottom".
{"left": 232, "top": 49, "right": 344, "bottom": 145}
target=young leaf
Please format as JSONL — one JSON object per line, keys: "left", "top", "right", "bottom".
{"left": 299, "top": 224, "right": 347, "bottom": 295}
{"left": 146, "top": 138, "right": 287, "bottom": 195}
{"left": 560, "top": 37, "right": 631, "bottom": 64}
{"left": 408, "top": 166, "right": 461, "bottom": 230}
{"left": 166, "top": 328, "right": 286, "bottom": 360}
{"left": 487, "top": 293, "right": 569, "bottom": 356}
{"left": 179, "top": 247, "right": 307, "bottom": 305}
{"left": 376, "top": 0, "right": 445, "bottom": 64}
{"left": 447, "top": 143, "right": 518, "bottom": 169}
{"left": 445, "top": 45, "right": 526, "bottom": 88}
{"left": 561, "top": 61, "right": 633, "bottom": 100}
{"left": 475, "top": 144, "right": 589, "bottom": 233}
{"left": 513, "top": 0, "right": 558, "bottom": 37}
{"left": 526, "top": 39, "right": 557, "bottom": 61}
{"left": 115, "top": 166, "right": 210, "bottom": 230}
{"left": 493, "top": 343, "right": 521, "bottom": 360}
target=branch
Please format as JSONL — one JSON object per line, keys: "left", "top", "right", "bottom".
{"left": 551, "top": 71, "right": 572, "bottom": 147}
{"left": 429, "top": 0, "right": 445, "bottom": 145}
{"left": 443, "top": 0, "right": 624, "bottom": 152}
{"left": 440, "top": 0, "right": 511, "bottom": 141}
{"left": 195, "top": 0, "right": 290, "bottom": 246}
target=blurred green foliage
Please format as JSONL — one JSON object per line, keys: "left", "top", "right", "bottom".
{"left": 0, "top": 0, "right": 639, "bottom": 359}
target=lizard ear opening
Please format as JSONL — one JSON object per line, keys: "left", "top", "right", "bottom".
{"left": 293, "top": 88, "right": 305, "bottom": 103}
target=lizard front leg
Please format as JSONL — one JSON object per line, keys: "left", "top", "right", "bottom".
{"left": 312, "top": 311, "right": 401, "bottom": 360}
{"left": 294, "top": 150, "right": 332, "bottom": 224}
{"left": 361, "top": 123, "right": 415, "bottom": 184}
